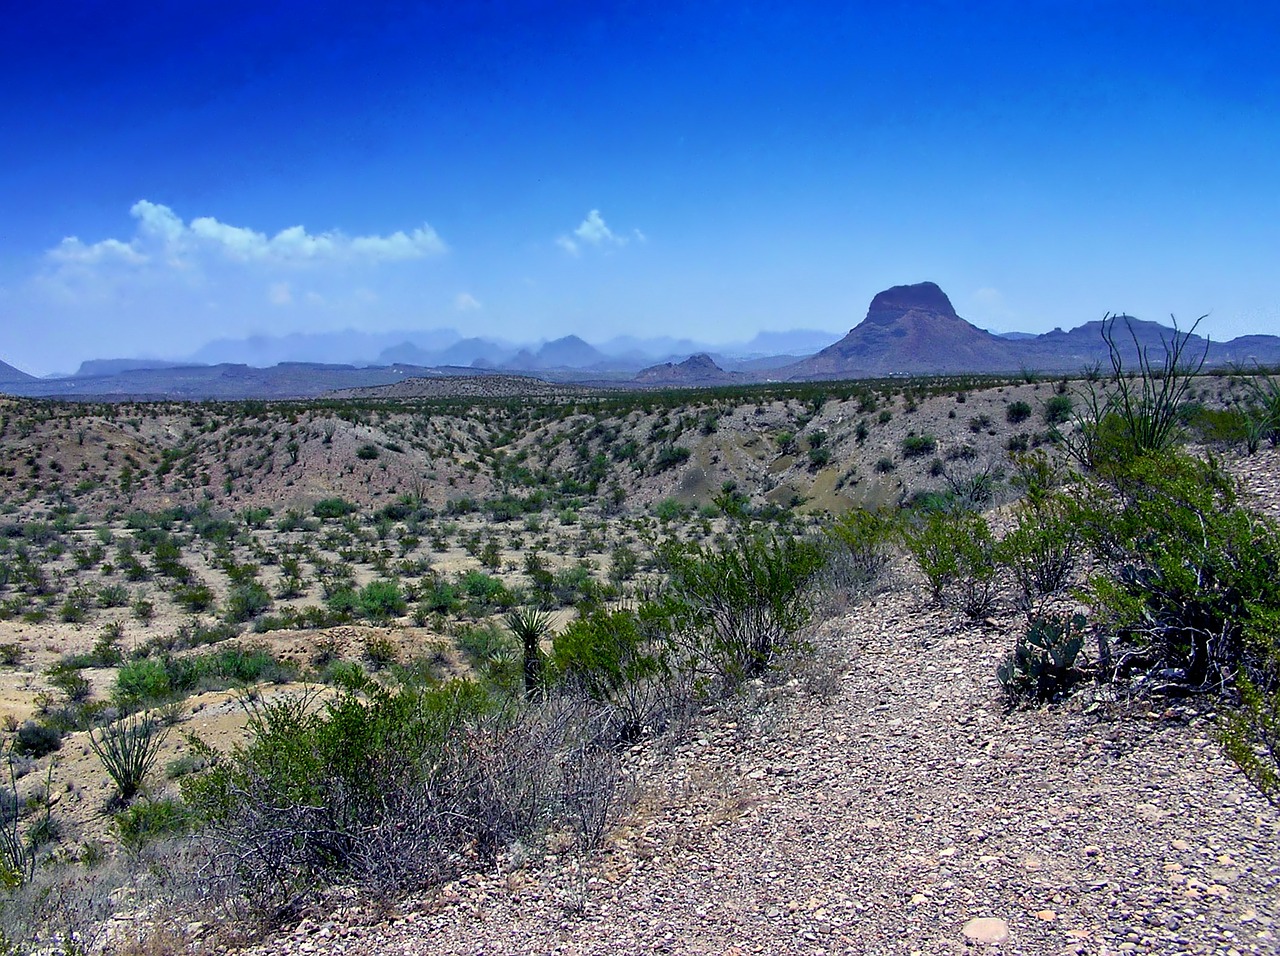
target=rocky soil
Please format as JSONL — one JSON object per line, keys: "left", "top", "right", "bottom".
{"left": 231, "top": 560, "right": 1280, "bottom": 956}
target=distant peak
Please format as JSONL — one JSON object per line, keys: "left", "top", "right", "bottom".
{"left": 866, "top": 281, "right": 957, "bottom": 318}
{"left": 680, "top": 353, "right": 721, "bottom": 371}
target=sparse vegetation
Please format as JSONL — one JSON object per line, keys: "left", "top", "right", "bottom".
{"left": 0, "top": 365, "right": 1277, "bottom": 944}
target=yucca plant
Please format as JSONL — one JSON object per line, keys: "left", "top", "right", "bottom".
{"left": 89, "top": 709, "right": 169, "bottom": 802}
{"left": 506, "top": 606, "right": 554, "bottom": 697}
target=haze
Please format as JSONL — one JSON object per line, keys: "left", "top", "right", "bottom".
{"left": 2, "top": 2, "right": 1278, "bottom": 376}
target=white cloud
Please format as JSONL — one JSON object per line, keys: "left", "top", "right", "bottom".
{"left": 268, "top": 282, "right": 293, "bottom": 306}
{"left": 45, "top": 200, "right": 448, "bottom": 271}
{"left": 557, "top": 209, "right": 640, "bottom": 256}
{"left": 133, "top": 200, "right": 185, "bottom": 245}
{"left": 574, "top": 209, "right": 619, "bottom": 246}
{"left": 454, "top": 292, "right": 482, "bottom": 312}
{"left": 48, "top": 236, "right": 148, "bottom": 266}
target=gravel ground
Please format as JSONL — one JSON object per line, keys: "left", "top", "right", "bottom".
{"left": 231, "top": 569, "right": 1280, "bottom": 956}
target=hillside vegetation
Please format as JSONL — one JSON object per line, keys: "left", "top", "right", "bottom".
{"left": 1, "top": 347, "right": 1279, "bottom": 953}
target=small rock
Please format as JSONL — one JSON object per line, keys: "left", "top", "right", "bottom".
{"left": 962, "top": 917, "right": 1010, "bottom": 945}
{"left": 1035, "top": 909, "right": 1057, "bottom": 921}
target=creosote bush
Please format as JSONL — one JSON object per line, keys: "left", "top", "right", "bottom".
{"left": 551, "top": 606, "right": 673, "bottom": 743}
{"left": 182, "top": 682, "right": 624, "bottom": 909}
{"left": 1073, "top": 450, "right": 1280, "bottom": 690}
{"left": 902, "top": 509, "right": 997, "bottom": 616}
{"left": 660, "top": 529, "right": 825, "bottom": 690}
{"left": 824, "top": 508, "right": 895, "bottom": 593}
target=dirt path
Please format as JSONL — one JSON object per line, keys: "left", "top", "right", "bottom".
{"left": 234, "top": 578, "right": 1280, "bottom": 956}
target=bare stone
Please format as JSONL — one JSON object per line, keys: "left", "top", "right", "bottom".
{"left": 962, "top": 917, "right": 1011, "bottom": 945}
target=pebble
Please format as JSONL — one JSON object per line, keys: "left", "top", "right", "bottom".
{"left": 962, "top": 917, "right": 1011, "bottom": 945}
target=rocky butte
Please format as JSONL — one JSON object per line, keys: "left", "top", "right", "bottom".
{"left": 784, "top": 281, "right": 1019, "bottom": 379}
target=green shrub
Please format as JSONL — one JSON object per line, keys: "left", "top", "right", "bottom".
{"left": 551, "top": 564, "right": 596, "bottom": 608}
{"left": 97, "top": 584, "right": 129, "bottom": 608}
{"left": 1006, "top": 401, "right": 1032, "bottom": 424}
{"left": 59, "top": 587, "right": 93, "bottom": 623}
{"left": 454, "top": 621, "right": 517, "bottom": 670}
{"left": 47, "top": 665, "right": 91, "bottom": 703}
{"left": 174, "top": 583, "right": 216, "bottom": 614}
{"left": 116, "top": 658, "right": 172, "bottom": 706}
{"left": 14, "top": 721, "right": 61, "bottom": 758}
{"left": 825, "top": 509, "right": 894, "bottom": 590}
{"left": 313, "top": 498, "right": 357, "bottom": 520}
{"left": 901, "top": 511, "right": 958, "bottom": 602}
{"left": 552, "top": 606, "right": 670, "bottom": 741}
{"left": 653, "top": 498, "right": 687, "bottom": 522}
{"left": 1220, "top": 672, "right": 1280, "bottom": 805}
{"left": 114, "top": 797, "right": 188, "bottom": 851}
{"left": 901, "top": 434, "right": 937, "bottom": 458}
{"left": 1073, "top": 450, "right": 1280, "bottom": 689}
{"left": 660, "top": 530, "right": 825, "bottom": 689}
{"left": 995, "top": 499, "right": 1079, "bottom": 613}
{"left": 968, "top": 414, "right": 992, "bottom": 433}
{"left": 948, "top": 513, "right": 998, "bottom": 618}
{"left": 132, "top": 596, "right": 155, "bottom": 623}
{"left": 326, "top": 586, "right": 360, "bottom": 618}
{"left": 363, "top": 635, "right": 399, "bottom": 670}
{"left": 421, "top": 579, "right": 460, "bottom": 614}
{"left": 356, "top": 443, "right": 380, "bottom": 460}
{"left": 225, "top": 583, "right": 271, "bottom": 623}
{"left": 653, "top": 445, "right": 691, "bottom": 473}
{"left": 902, "top": 510, "right": 998, "bottom": 616}
{"left": 207, "top": 643, "right": 292, "bottom": 686}
{"left": 608, "top": 544, "right": 639, "bottom": 585}
{"left": 358, "top": 580, "right": 406, "bottom": 621}
{"left": 241, "top": 506, "right": 273, "bottom": 529}
{"left": 174, "top": 619, "right": 241, "bottom": 649}
{"left": 1043, "top": 395, "right": 1074, "bottom": 425}
{"left": 460, "top": 570, "right": 509, "bottom": 612}
{"left": 181, "top": 680, "right": 612, "bottom": 904}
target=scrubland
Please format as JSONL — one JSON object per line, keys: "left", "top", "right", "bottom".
{"left": 1, "top": 349, "right": 1278, "bottom": 954}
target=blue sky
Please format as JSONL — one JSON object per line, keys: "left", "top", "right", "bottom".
{"left": 2, "top": 1, "right": 1278, "bottom": 375}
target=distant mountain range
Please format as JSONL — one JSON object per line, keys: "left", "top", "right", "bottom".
{"left": 4, "top": 281, "right": 1278, "bottom": 400}
{"left": 0, "top": 360, "right": 35, "bottom": 385}
{"left": 783, "top": 282, "right": 1280, "bottom": 379}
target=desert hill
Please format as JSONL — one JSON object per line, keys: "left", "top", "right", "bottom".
{"left": 0, "top": 358, "right": 35, "bottom": 386}
{"left": 0, "top": 375, "right": 1276, "bottom": 952}
{"left": 634, "top": 352, "right": 738, "bottom": 386}
{"left": 786, "top": 282, "right": 1018, "bottom": 378}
